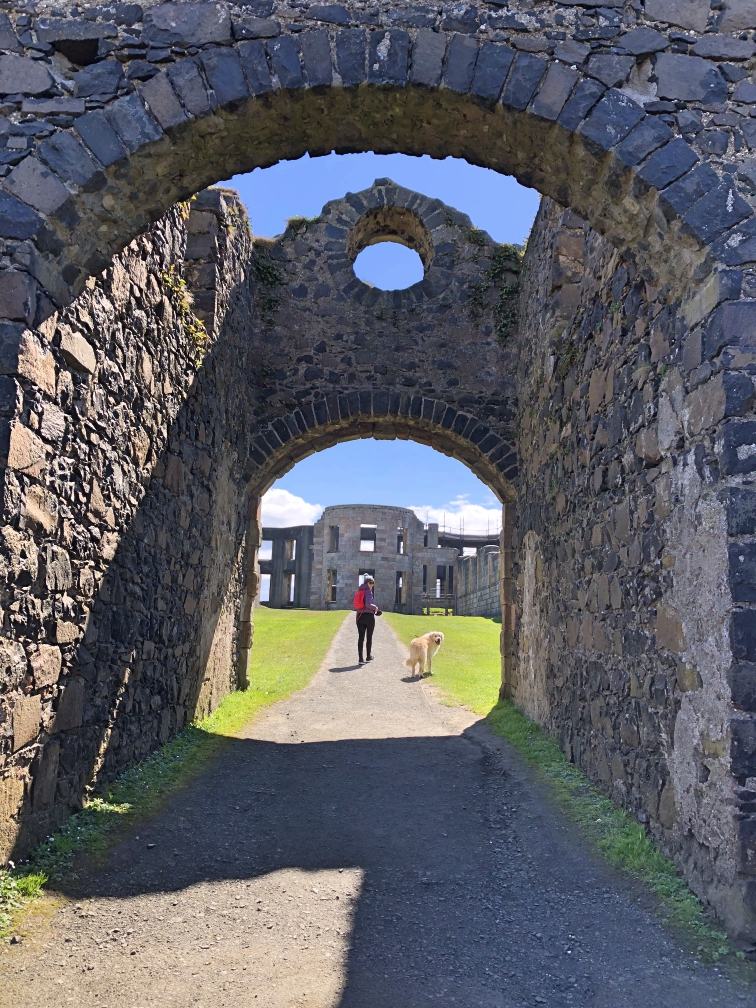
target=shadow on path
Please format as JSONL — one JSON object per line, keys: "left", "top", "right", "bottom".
{"left": 46, "top": 728, "right": 751, "bottom": 1008}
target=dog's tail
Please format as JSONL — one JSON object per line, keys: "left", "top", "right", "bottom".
{"left": 403, "top": 657, "right": 413, "bottom": 668}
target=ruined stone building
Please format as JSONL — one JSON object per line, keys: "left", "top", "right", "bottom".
{"left": 309, "top": 505, "right": 458, "bottom": 613}
{"left": 3, "top": 0, "right": 756, "bottom": 942}
{"left": 259, "top": 505, "right": 501, "bottom": 615}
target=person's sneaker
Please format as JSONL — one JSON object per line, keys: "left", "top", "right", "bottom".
{"left": 365, "top": 655, "right": 375, "bottom": 662}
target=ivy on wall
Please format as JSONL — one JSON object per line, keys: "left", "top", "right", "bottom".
{"left": 468, "top": 244, "right": 523, "bottom": 343}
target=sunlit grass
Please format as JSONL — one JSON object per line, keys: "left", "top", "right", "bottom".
{"left": 382, "top": 612, "right": 501, "bottom": 713}
{"left": 2, "top": 608, "right": 345, "bottom": 935}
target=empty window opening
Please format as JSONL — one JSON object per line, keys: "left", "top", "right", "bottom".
{"left": 397, "top": 529, "right": 405, "bottom": 554}
{"left": 286, "top": 574, "right": 295, "bottom": 604}
{"left": 353, "top": 242, "right": 424, "bottom": 291}
{"left": 328, "top": 526, "right": 340, "bottom": 552}
{"left": 395, "top": 572, "right": 403, "bottom": 605}
{"left": 327, "top": 569, "right": 338, "bottom": 604}
{"left": 360, "top": 525, "right": 377, "bottom": 552}
{"left": 462, "top": 546, "right": 477, "bottom": 557}
{"left": 422, "top": 565, "right": 428, "bottom": 592}
{"left": 286, "top": 538, "right": 296, "bottom": 561}
{"left": 259, "top": 540, "right": 273, "bottom": 561}
{"left": 260, "top": 573, "right": 271, "bottom": 602}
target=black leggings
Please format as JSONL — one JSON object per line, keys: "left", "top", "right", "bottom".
{"left": 357, "top": 613, "right": 375, "bottom": 660}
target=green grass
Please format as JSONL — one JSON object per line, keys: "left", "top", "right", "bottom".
{"left": 383, "top": 612, "right": 502, "bottom": 714}
{"left": 2, "top": 608, "right": 345, "bottom": 936}
{"left": 385, "top": 611, "right": 738, "bottom": 964}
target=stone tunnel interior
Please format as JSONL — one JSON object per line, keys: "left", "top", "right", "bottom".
{"left": 3, "top": 0, "right": 756, "bottom": 946}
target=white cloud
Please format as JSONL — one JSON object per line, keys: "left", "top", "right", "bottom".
{"left": 261, "top": 488, "right": 323, "bottom": 528}
{"left": 408, "top": 495, "right": 502, "bottom": 536}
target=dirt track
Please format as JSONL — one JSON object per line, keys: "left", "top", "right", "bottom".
{"left": 2, "top": 614, "right": 753, "bottom": 1007}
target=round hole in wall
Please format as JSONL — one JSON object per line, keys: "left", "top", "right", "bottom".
{"left": 347, "top": 205, "right": 433, "bottom": 291}
{"left": 352, "top": 242, "right": 425, "bottom": 291}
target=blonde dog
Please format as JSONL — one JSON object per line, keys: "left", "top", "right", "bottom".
{"left": 404, "top": 631, "right": 445, "bottom": 679}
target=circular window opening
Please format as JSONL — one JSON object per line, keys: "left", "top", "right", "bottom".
{"left": 353, "top": 241, "right": 425, "bottom": 291}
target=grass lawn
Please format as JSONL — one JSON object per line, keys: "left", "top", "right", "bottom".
{"left": 1, "top": 608, "right": 345, "bottom": 934}
{"left": 204, "top": 606, "right": 346, "bottom": 735}
{"left": 382, "top": 612, "right": 502, "bottom": 714}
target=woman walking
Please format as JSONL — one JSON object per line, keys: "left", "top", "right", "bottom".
{"left": 355, "top": 575, "right": 380, "bottom": 664}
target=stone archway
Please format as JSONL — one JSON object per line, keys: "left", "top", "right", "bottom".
{"left": 1, "top": 0, "right": 754, "bottom": 329}
{"left": 2, "top": 0, "right": 756, "bottom": 943}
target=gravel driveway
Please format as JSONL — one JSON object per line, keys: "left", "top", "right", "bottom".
{"left": 1, "top": 613, "right": 753, "bottom": 1007}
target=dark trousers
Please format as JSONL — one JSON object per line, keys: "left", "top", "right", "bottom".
{"left": 357, "top": 613, "right": 375, "bottom": 660}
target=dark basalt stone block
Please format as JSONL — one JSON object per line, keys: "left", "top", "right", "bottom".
{"left": 442, "top": 34, "right": 478, "bottom": 93}
{"left": 501, "top": 51, "right": 547, "bottom": 110}
{"left": 268, "top": 36, "right": 304, "bottom": 89}
{"left": 529, "top": 62, "right": 579, "bottom": 121}
{"left": 578, "top": 89, "right": 644, "bottom": 151}
{"left": 637, "top": 137, "right": 698, "bottom": 191}
{"left": 409, "top": 28, "right": 446, "bottom": 88}
{"left": 200, "top": 47, "right": 249, "bottom": 107}
{"left": 655, "top": 53, "right": 728, "bottom": 105}
{"left": 75, "top": 108, "right": 129, "bottom": 166}
{"left": 367, "top": 29, "right": 409, "bottom": 85}
{"left": 238, "top": 40, "right": 274, "bottom": 96}
{"left": 0, "top": 189, "right": 43, "bottom": 240}
{"left": 309, "top": 5, "right": 351, "bottom": 25}
{"left": 731, "top": 543, "right": 756, "bottom": 603}
{"left": 336, "top": 29, "right": 367, "bottom": 86}
{"left": 729, "top": 662, "right": 756, "bottom": 712}
{"left": 683, "top": 181, "right": 752, "bottom": 244}
{"left": 300, "top": 29, "right": 333, "bottom": 88}
{"left": 233, "top": 18, "right": 281, "bottom": 40}
{"left": 74, "top": 59, "right": 124, "bottom": 98}
{"left": 615, "top": 118, "right": 673, "bottom": 168}
{"left": 471, "top": 42, "right": 515, "bottom": 101}
{"left": 36, "top": 131, "right": 100, "bottom": 189}
{"left": 167, "top": 58, "right": 216, "bottom": 115}
{"left": 557, "top": 77, "right": 605, "bottom": 131}
{"left": 142, "top": 1, "right": 232, "bottom": 49}
{"left": 720, "top": 421, "right": 756, "bottom": 476}
{"left": 105, "top": 93, "right": 162, "bottom": 153}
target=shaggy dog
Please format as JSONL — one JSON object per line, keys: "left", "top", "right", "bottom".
{"left": 404, "top": 631, "right": 445, "bottom": 679}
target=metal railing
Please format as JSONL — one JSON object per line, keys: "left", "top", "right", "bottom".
{"left": 419, "top": 593, "right": 456, "bottom": 616}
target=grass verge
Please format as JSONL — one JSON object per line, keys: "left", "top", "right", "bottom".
{"left": 1, "top": 608, "right": 345, "bottom": 936}
{"left": 383, "top": 612, "right": 502, "bottom": 714}
{"left": 385, "top": 611, "right": 737, "bottom": 963}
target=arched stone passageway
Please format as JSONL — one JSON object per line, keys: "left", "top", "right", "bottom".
{"left": 2, "top": 0, "right": 756, "bottom": 945}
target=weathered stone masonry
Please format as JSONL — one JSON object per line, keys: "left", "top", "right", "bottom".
{"left": 2, "top": 0, "right": 756, "bottom": 943}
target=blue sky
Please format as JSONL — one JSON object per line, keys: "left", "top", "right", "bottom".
{"left": 222, "top": 152, "right": 539, "bottom": 528}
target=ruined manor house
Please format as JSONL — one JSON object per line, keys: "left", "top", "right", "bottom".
{"left": 259, "top": 504, "right": 502, "bottom": 616}
{"left": 2, "top": 0, "right": 756, "bottom": 945}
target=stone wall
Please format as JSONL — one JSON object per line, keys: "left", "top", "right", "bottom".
{"left": 511, "top": 195, "right": 756, "bottom": 943}
{"left": 456, "top": 545, "right": 501, "bottom": 619}
{"left": 0, "top": 186, "right": 258, "bottom": 858}
{"left": 1, "top": 168, "right": 755, "bottom": 941}
{"left": 309, "top": 504, "right": 459, "bottom": 614}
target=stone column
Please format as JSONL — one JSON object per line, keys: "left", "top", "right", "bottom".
{"left": 237, "top": 496, "right": 262, "bottom": 691}
{"left": 499, "top": 504, "right": 516, "bottom": 699}
{"left": 269, "top": 535, "right": 288, "bottom": 608}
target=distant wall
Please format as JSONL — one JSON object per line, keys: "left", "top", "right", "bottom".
{"left": 456, "top": 546, "right": 501, "bottom": 619}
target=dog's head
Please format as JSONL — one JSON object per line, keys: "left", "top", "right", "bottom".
{"left": 432, "top": 632, "right": 444, "bottom": 645}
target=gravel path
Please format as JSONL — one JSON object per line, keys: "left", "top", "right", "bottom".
{"left": 1, "top": 613, "right": 753, "bottom": 1007}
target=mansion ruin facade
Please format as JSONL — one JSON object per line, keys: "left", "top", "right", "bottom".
{"left": 260, "top": 504, "right": 502, "bottom": 617}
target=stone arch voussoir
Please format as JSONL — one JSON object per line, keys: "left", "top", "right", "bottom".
{"left": 2, "top": 0, "right": 756, "bottom": 332}
{"left": 245, "top": 393, "right": 518, "bottom": 503}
